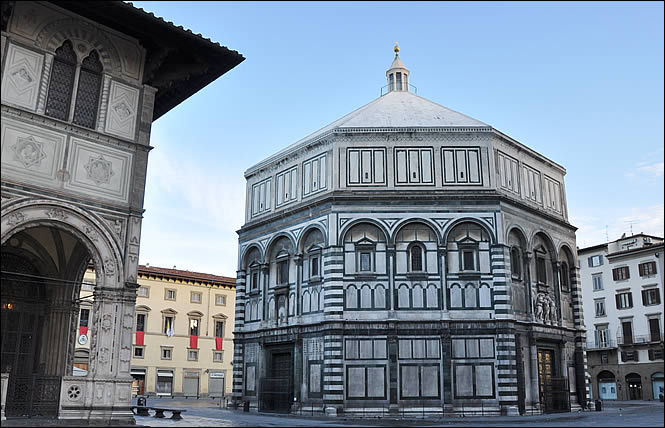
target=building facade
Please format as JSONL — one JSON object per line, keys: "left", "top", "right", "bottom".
{"left": 232, "top": 47, "right": 588, "bottom": 417}
{"left": 1, "top": 1, "right": 243, "bottom": 423}
{"left": 579, "top": 234, "right": 664, "bottom": 402}
{"left": 74, "top": 265, "right": 236, "bottom": 399}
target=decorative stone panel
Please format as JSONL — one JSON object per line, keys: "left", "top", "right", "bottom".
{"left": 1, "top": 43, "right": 44, "bottom": 111}
{"left": 65, "top": 137, "right": 132, "bottom": 203}
{"left": 1, "top": 117, "right": 66, "bottom": 186}
{"left": 104, "top": 80, "right": 139, "bottom": 140}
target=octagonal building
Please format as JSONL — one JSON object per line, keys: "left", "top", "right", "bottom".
{"left": 232, "top": 47, "right": 587, "bottom": 416}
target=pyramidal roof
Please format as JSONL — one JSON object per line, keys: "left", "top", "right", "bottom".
{"left": 246, "top": 47, "right": 491, "bottom": 176}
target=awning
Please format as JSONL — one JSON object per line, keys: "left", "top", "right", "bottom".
{"left": 157, "top": 371, "right": 173, "bottom": 377}
{"left": 131, "top": 369, "right": 146, "bottom": 375}
{"left": 209, "top": 372, "right": 225, "bottom": 378}
{"left": 73, "top": 367, "right": 88, "bottom": 376}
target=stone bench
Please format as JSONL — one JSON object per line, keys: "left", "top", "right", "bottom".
{"left": 151, "top": 407, "right": 187, "bottom": 420}
{"left": 130, "top": 406, "right": 186, "bottom": 420}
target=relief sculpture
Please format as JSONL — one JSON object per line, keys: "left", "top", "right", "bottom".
{"left": 534, "top": 292, "right": 557, "bottom": 325}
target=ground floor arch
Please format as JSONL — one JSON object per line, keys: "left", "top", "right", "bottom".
{"left": 1, "top": 202, "right": 136, "bottom": 423}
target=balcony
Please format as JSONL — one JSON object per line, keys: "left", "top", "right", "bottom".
{"left": 617, "top": 334, "right": 664, "bottom": 346}
{"left": 586, "top": 339, "right": 617, "bottom": 350}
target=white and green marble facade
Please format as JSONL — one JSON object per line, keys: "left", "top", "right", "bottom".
{"left": 233, "top": 53, "right": 588, "bottom": 416}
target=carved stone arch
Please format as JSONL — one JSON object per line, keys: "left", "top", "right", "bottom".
{"left": 2, "top": 199, "right": 124, "bottom": 289}
{"left": 558, "top": 242, "right": 576, "bottom": 265}
{"left": 36, "top": 18, "right": 122, "bottom": 74}
{"left": 241, "top": 243, "right": 264, "bottom": 269}
{"left": 265, "top": 232, "right": 296, "bottom": 260}
{"left": 298, "top": 224, "right": 327, "bottom": 253}
{"left": 392, "top": 218, "right": 442, "bottom": 245}
{"left": 505, "top": 224, "right": 529, "bottom": 248}
{"left": 339, "top": 218, "right": 390, "bottom": 244}
{"left": 530, "top": 230, "right": 558, "bottom": 259}
{"left": 443, "top": 217, "right": 496, "bottom": 245}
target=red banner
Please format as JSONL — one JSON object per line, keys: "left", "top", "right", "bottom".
{"left": 79, "top": 326, "right": 88, "bottom": 336}
{"left": 215, "top": 337, "right": 223, "bottom": 351}
{"left": 136, "top": 331, "right": 145, "bottom": 346}
{"left": 190, "top": 335, "right": 198, "bottom": 349}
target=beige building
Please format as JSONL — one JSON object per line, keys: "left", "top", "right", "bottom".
{"left": 75, "top": 264, "right": 236, "bottom": 398}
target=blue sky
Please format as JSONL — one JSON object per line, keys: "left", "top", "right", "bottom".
{"left": 132, "top": 1, "right": 664, "bottom": 276}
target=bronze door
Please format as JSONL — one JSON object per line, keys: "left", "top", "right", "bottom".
{"left": 538, "top": 349, "right": 555, "bottom": 411}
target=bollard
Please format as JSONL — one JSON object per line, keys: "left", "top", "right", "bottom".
{"left": 243, "top": 401, "right": 250, "bottom": 412}
{"left": 595, "top": 400, "right": 602, "bottom": 411}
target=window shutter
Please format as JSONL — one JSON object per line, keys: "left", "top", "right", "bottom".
{"left": 588, "top": 257, "right": 592, "bottom": 268}
{"left": 615, "top": 294, "right": 621, "bottom": 309}
{"left": 621, "top": 351, "right": 627, "bottom": 362}
{"left": 599, "top": 257, "right": 603, "bottom": 266}
{"left": 625, "top": 268, "right": 630, "bottom": 279}
{"left": 642, "top": 290, "right": 648, "bottom": 305}
{"left": 633, "top": 351, "right": 639, "bottom": 362}
{"left": 612, "top": 269, "right": 618, "bottom": 281}
{"left": 656, "top": 290, "right": 661, "bottom": 305}
{"left": 628, "top": 293, "right": 633, "bottom": 308}
{"left": 649, "top": 349, "right": 654, "bottom": 360}
{"left": 639, "top": 263, "right": 644, "bottom": 276}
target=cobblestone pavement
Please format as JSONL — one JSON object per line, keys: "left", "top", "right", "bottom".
{"left": 131, "top": 398, "right": 664, "bottom": 427}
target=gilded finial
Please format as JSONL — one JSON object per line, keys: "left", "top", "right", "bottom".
{"left": 394, "top": 40, "right": 400, "bottom": 54}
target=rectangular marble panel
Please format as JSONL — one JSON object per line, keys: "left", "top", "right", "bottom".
{"left": 454, "top": 365, "right": 473, "bottom": 397}
{"left": 375, "top": 286, "right": 386, "bottom": 309}
{"left": 475, "top": 365, "right": 493, "bottom": 396}
{"left": 421, "top": 150, "right": 433, "bottom": 183}
{"left": 346, "top": 340, "right": 359, "bottom": 359}
{"left": 466, "top": 339, "right": 479, "bottom": 358}
{"left": 65, "top": 137, "right": 132, "bottom": 203}
{"left": 452, "top": 339, "right": 466, "bottom": 358}
{"left": 367, "top": 367, "right": 385, "bottom": 397}
{"left": 409, "top": 150, "right": 420, "bottom": 183}
{"left": 361, "top": 150, "right": 372, "bottom": 183}
{"left": 422, "top": 366, "right": 439, "bottom": 397}
{"left": 401, "top": 365, "right": 419, "bottom": 397}
{"left": 309, "top": 363, "right": 321, "bottom": 393}
{"left": 413, "top": 339, "right": 425, "bottom": 359}
{"left": 374, "top": 340, "right": 386, "bottom": 359}
{"left": 348, "top": 150, "right": 360, "bottom": 183}
{"left": 442, "top": 149, "right": 455, "bottom": 183}
{"left": 426, "top": 285, "right": 438, "bottom": 308}
{"left": 479, "top": 338, "right": 494, "bottom": 358}
{"left": 1, "top": 43, "right": 43, "bottom": 111}
{"left": 399, "top": 340, "right": 412, "bottom": 359}
{"left": 246, "top": 366, "right": 256, "bottom": 392}
{"left": 347, "top": 367, "right": 365, "bottom": 397}
{"left": 374, "top": 150, "right": 384, "bottom": 183}
{"left": 1, "top": 117, "right": 65, "bottom": 186}
{"left": 396, "top": 149, "right": 408, "bottom": 183}
{"left": 455, "top": 150, "right": 468, "bottom": 182}
{"left": 359, "top": 340, "right": 373, "bottom": 359}
{"left": 319, "top": 155, "right": 326, "bottom": 188}
{"left": 104, "top": 80, "right": 139, "bottom": 140}
{"left": 468, "top": 149, "right": 480, "bottom": 183}
{"left": 303, "top": 161, "right": 311, "bottom": 194}
{"left": 426, "top": 339, "right": 440, "bottom": 358}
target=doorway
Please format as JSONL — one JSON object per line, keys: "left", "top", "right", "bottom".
{"left": 626, "top": 373, "right": 642, "bottom": 400}
{"left": 259, "top": 346, "right": 293, "bottom": 413}
{"left": 538, "top": 348, "right": 569, "bottom": 412}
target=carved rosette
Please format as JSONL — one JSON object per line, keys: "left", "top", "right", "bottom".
{"left": 84, "top": 155, "right": 115, "bottom": 185}
{"left": 98, "top": 347, "right": 110, "bottom": 364}
{"left": 12, "top": 136, "right": 46, "bottom": 168}
{"left": 101, "top": 313, "right": 113, "bottom": 331}
{"left": 46, "top": 208, "right": 68, "bottom": 221}
{"left": 6, "top": 212, "right": 26, "bottom": 227}
{"left": 103, "top": 258, "right": 115, "bottom": 277}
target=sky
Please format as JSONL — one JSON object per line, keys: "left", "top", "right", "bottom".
{"left": 131, "top": 1, "right": 664, "bottom": 277}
